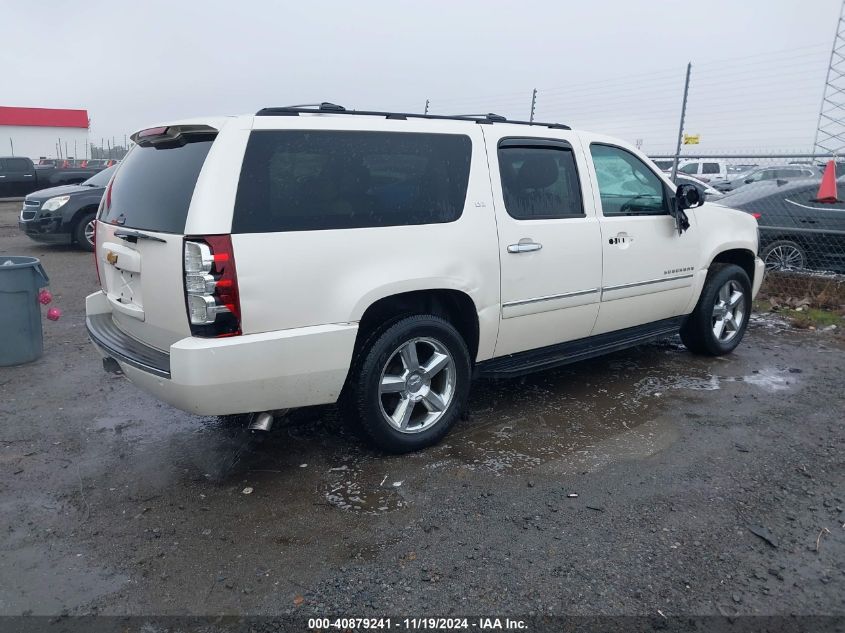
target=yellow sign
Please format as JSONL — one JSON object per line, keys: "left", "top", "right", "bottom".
{"left": 683, "top": 134, "right": 700, "bottom": 145}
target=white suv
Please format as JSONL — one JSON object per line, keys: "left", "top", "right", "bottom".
{"left": 86, "top": 105, "right": 764, "bottom": 453}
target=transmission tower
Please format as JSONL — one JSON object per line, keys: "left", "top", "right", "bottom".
{"left": 814, "top": 0, "right": 845, "bottom": 156}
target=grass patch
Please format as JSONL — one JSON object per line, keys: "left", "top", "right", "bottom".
{"left": 753, "top": 299, "right": 843, "bottom": 330}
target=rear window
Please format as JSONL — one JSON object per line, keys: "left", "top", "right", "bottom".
{"left": 98, "top": 136, "right": 214, "bottom": 233}
{"left": 232, "top": 130, "right": 472, "bottom": 233}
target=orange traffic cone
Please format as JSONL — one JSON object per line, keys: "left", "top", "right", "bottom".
{"left": 812, "top": 159, "right": 840, "bottom": 203}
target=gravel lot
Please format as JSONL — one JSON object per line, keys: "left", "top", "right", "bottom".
{"left": 0, "top": 199, "right": 843, "bottom": 623}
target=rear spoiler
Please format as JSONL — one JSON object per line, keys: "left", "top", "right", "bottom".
{"left": 131, "top": 124, "right": 217, "bottom": 148}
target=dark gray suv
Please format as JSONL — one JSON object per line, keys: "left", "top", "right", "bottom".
{"left": 18, "top": 165, "right": 116, "bottom": 251}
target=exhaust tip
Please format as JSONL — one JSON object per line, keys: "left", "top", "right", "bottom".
{"left": 248, "top": 412, "right": 274, "bottom": 432}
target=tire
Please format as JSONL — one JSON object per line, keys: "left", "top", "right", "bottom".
{"left": 73, "top": 212, "right": 97, "bottom": 252}
{"left": 345, "top": 315, "right": 471, "bottom": 453}
{"left": 680, "top": 264, "right": 752, "bottom": 356}
{"left": 760, "top": 240, "right": 806, "bottom": 271}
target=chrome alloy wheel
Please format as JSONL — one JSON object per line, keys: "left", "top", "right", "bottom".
{"left": 764, "top": 244, "right": 804, "bottom": 270}
{"left": 84, "top": 219, "right": 96, "bottom": 246}
{"left": 378, "top": 337, "right": 456, "bottom": 434}
{"left": 712, "top": 280, "right": 746, "bottom": 343}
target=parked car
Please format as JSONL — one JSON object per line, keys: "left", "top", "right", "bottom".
{"left": 674, "top": 173, "right": 725, "bottom": 202}
{"left": 85, "top": 106, "right": 762, "bottom": 453}
{"left": 18, "top": 165, "right": 116, "bottom": 251}
{"left": 714, "top": 165, "right": 821, "bottom": 193}
{"left": 0, "top": 156, "right": 102, "bottom": 198}
{"left": 85, "top": 159, "right": 119, "bottom": 169}
{"left": 714, "top": 177, "right": 845, "bottom": 273}
{"left": 677, "top": 159, "right": 730, "bottom": 182}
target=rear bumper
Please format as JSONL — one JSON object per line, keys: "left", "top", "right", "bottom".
{"left": 85, "top": 291, "right": 357, "bottom": 416}
{"left": 752, "top": 256, "right": 765, "bottom": 298}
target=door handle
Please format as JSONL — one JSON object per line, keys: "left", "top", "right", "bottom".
{"left": 507, "top": 241, "right": 542, "bottom": 253}
{"left": 23, "top": 174, "right": 33, "bottom": 177}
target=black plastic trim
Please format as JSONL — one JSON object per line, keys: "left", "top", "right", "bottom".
{"left": 476, "top": 316, "right": 685, "bottom": 379}
{"left": 86, "top": 313, "right": 171, "bottom": 378}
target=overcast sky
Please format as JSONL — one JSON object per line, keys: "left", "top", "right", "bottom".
{"left": 1, "top": 0, "right": 840, "bottom": 153}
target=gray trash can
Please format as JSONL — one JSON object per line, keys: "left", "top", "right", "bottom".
{"left": 0, "top": 256, "right": 50, "bottom": 366}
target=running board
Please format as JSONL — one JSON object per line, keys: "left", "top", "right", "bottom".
{"left": 476, "top": 316, "right": 685, "bottom": 379}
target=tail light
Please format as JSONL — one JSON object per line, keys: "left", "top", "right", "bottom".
{"left": 92, "top": 219, "right": 100, "bottom": 285}
{"left": 183, "top": 236, "right": 241, "bottom": 337}
{"left": 751, "top": 212, "right": 762, "bottom": 220}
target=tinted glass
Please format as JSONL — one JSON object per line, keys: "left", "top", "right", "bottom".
{"left": 498, "top": 144, "right": 583, "bottom": 219}
{"left": 590, "top": 144, "right": 668, "bottom": 215}
{"left": 83, "top": 165, "right": 117, "bottom": 187}
{"left": 702, "top": 162, "right": 720, "bottom": 174}
{"left": 679, "top": 162, "right": 699, "bottom": 174}
{"left": 233, "top": 131, "right": 471, "bottom": 233}
{"left": 98, "top": 136, "right": 214, "bottom": 233}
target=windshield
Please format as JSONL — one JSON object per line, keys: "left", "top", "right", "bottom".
{"left": 83, "top": 165, "right": 117, "bottom": 187}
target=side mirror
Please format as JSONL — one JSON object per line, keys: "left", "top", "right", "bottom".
{"left": 676, "top": 183, "right": 701, "bottom": 210}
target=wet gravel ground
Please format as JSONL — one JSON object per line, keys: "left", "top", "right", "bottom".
{"left": 0, "top": 200, "right": 843, "bottom": 619}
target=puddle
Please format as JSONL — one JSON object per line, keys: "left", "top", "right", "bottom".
{"left": 0, "top": 545, "right": 128, "bottom": 615}
{"left": 436, "top": 342, "right": 802, "bottom": 474}
{"left": 731, "top": 367, "right": 796, "bottom": 391}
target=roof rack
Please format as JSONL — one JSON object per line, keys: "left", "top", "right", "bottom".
{"left": 254, "top": 102, "right": 571, "bottom": 130}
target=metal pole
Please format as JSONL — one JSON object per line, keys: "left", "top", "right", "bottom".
{"left": 9, "top": 138, "right": 13, "bottom": 156}
{"left": 424, "top": 99, "right": 429, "bottom": 115}
{"left": 74, "top": 140, "right": 77, "bottom": 160}
{"left": 529, "top": 88, "right": 537, "bottom": 123}
{"left": 671, "top": 63, "right": 692, "bottom": 181}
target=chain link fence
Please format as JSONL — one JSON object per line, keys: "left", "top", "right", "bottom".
{"left": 649, "top": 152, "right": 845, "bottom": 307}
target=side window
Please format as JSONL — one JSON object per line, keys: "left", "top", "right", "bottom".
{"left": 233, "top": 131, "right": 472, "bottom": 233}
{"left": 7, "top": 158, "right": 31, "bottom": 172}
{"left": 590, "top": 144, "right": 669, "bottom": 216}
{"left": 679, "top": 162, "right": 699, "bottom": 174}
{"left": 497, "top": 141, "right": 584, "bottom": 220}
{"left": 702, "top": 162, "right": 720, "bottom": 174}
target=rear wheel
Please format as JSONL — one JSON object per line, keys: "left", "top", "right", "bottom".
{"left": 73, "top": 212, "right": 96, "bottom": 252}
{"left": 346, "top": 315, "right": 471, "bottom": 453}
{"left": 680, "top": 264, "right": 751, "bottom": 356}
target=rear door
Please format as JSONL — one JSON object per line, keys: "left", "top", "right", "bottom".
{"left": 1, "top": 158, "right": 36, "bottom": 196}
{"left": 95, "top": 126, "right": 220, "bottom": 351}
{"left": 483, "top": 130, "right": 603, "bottom": 356}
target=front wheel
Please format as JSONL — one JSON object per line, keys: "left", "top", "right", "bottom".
{"left": 345, "top": 315, "right": 471, "bottom": 453}
{"left": 73, "top": 212, "right": 96, "bottom": 252}
{"left": 680, "top": 264, "right": 751, "bottom": 356}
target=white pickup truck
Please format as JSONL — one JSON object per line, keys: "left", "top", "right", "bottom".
{"left": 86, "top": 105, "right": 764, "bottom": 453}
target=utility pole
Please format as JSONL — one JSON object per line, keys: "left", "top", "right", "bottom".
{"left": 9, "top": 138, "right": 13, "bottom": 156}
{"left": 529, "top": 88, "right": 537, "bottom": 122}
{"left": 814, "top": 0, "right": 845, "bottom": 157}
{"left": 424, "top": 99, "right": 430, "bottom": 115}
{"left": 671, "top": 63, "right": 692, "bottom": 180}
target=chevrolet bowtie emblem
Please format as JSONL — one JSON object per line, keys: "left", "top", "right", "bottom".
{"left": 106, "top": 251, "right": 118, "bottom": 265}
